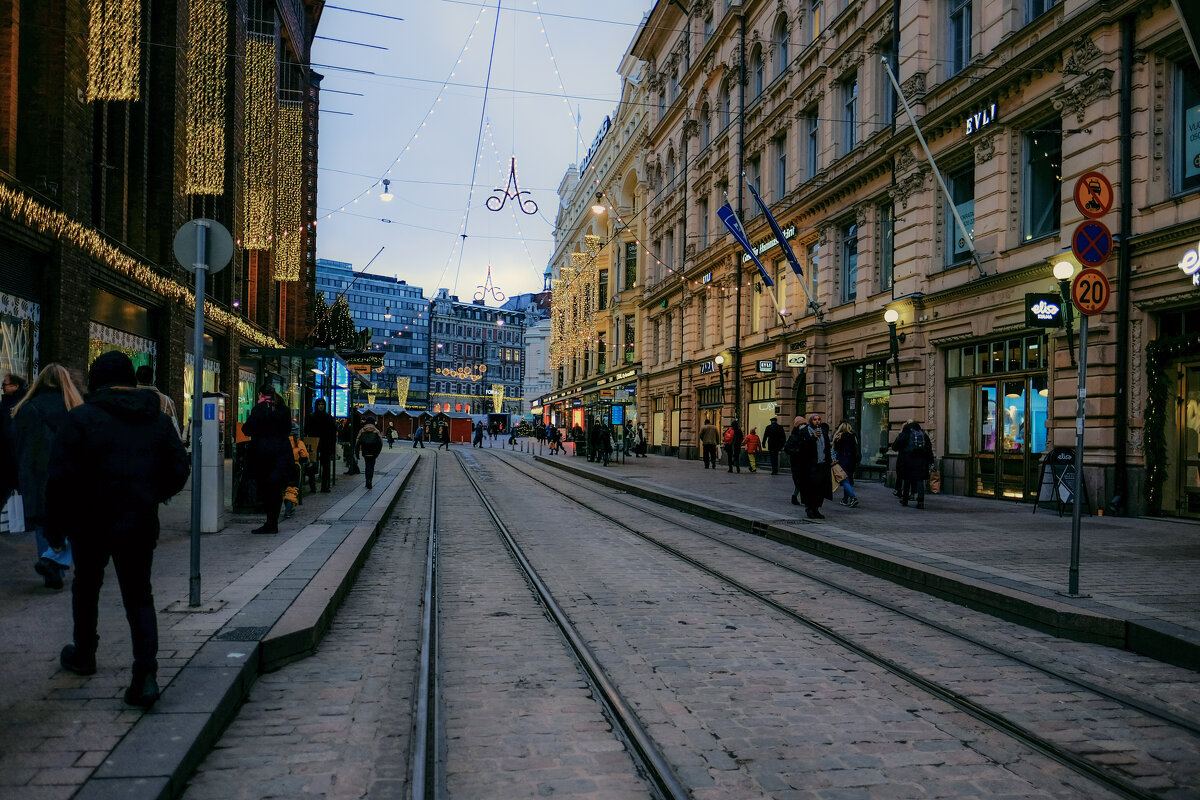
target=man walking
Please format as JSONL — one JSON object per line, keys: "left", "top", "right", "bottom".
{"left": 699, "top": 417, "right": 720, "bottom": 469}
{"left": 786, "top": 413, "right": 833, "bottom": 520}
{"left": 46, "top": 351, "right": 190, "bottom": 708}
{"left": 763, "top": 416, "right": 786, "bottom": 475}
{"left": 304, "top": 397, "right": 337, "bottom": 492}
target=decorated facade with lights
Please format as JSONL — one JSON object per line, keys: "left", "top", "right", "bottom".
{"left": 0, "top": 0, "right": 324, "bottom": 447}
{"left": 429, "top": 288, "right": 530, "bottom": 418}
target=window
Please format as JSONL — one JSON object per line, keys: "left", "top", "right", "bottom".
{"left": 841, "top": 222, "right": 858, "bottom": 303}
{"left": 699, "top": 198, "right": 709, "bottom": 249}
{"left": 750, "top": 280, "right": 762, "bottom": 333}
{"left": 774, "top": 259, "right": 788, "bottom": 322}
{"left": 1023, "top": 120, "right": 1062, "bottom": 241}
{"left": 806, "top": 240, "right": 820, "bottom": 310}
{"left": 1176, "top": 60, "right": 1200, "bottom": 195}
{"left": 880, "top": 39, "right": 898, "bottom": 126}
{"left": 665, "top": 312, "right": 674, "bottom": 358}
{"left": 747, "top": 156, "right": 762, "bottom": 216}
{"left": 624, "top": 242, "right": 637, "bottom": 290}
{"left": 669, "top": 71, "right": 679, "bottom": 102}
{"left": 753, "top": 47, "right": 764, "bottom": 98}
{"left": 701, "top": 103, "right": 712, "bottom": 148}
{"left": 697, "top": 296, "right": 707, "bottom": 348}
{"left": 805, "top": 108, "right": 819, "bottom": 180}
{"left": 1025, "top": 0, "right": 1055, "bottom": 22}
{"left": 775, "top": 16, "right": 789, "bottom": 76}
{"left": 624, "top": 317, "right": 636, "bottom": 363}
{"left": 598, "top": 268, "right": 609, "bottom": 311}
{"left": 721, "top": 81, "right": 732, "bottom": 129}
{"left": 774, "top": 133, "right": 788, "bottom": 202}
{"left": 946, "top": 164, "right": 975, "bottom": 266}
{"left": 653, "top": 238, "right": 662, "bottom": 283}
{"left": 665, "top": 231, "right": 675, "bottom": 273}
{"left": 668, "top": 150, "right": 677, "bottom": 189}
{"left": 658, "top": 92, "right": 666, "bottom": 120}
{"left": 948, "top": 0, "right": 972, "bottom": 76}
{"left": 703, "top": 15, "right": 713, "bottom": 42}
{"left": 809, "top": 0, "right": 823, "bottom": 44}
{"left": 878, "top": 202, "right": 895, "bottom": 291}
{"left": 843, "top": 73, "right": 858, "bottom": 153}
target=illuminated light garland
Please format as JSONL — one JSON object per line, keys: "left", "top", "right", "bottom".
{"left": 436, "top": 363, "right": 488, "bottom": 382}
{"left": 491, "top": 383, "right": 505, "bottom": 412}
{"left": 396, "top": 376, "right": 410, "bottom": 407}
{"left": 0, "top": 183, "right": 283, "bottom": 348}
{"left": 549, "top": 235, "right": 601, "bottom": 370}
{"left": 185, "top": 0, "right": 227, "bottom": 194}
{"left": 274, "top": 104, "right": 303, "bottom": 280}
{"left": 87, "top": 0, "right": 141, "bottom": 101}
{"left": 243, "top": 36, "right": 277, "bottom": 250}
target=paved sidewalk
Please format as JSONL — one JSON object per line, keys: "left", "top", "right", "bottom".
{"left": 530, "top": 447, "right": 1200, "bottom": 671}
{"left": 0, "top": 447, "right": 418, "bottom": 800}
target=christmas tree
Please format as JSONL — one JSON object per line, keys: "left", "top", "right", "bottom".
{"left": 310, "top": 292, "right": 332, "bottom": 347}
{"left": 328, "top": 295, "right": 358, "bottom": 350}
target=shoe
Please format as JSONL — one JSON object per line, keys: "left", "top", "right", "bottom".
{"left": 36, "top": 558, "right": 64, "bottom": 590}
{"left": 365, "top": 482, "right": 372, "bottom": 490}
{"left": 840, "top": 498, "right": 850, "bottom": 506}
{"left": 848, "top": 498, "right": 860, "bottom": 508}
{"left": 791, "top": 495, "right": 800, "bottom": 506}
{"left": 60, "top": 644, "right": 96, "bottom": 676}
{"left": 811, "top": 511, "right": 825, "bottom": 520}
{"left": 321, "top": 488, "right": 331, "bottom": 493}
{"left": 251, "top": 524, "right": 279, "bottom": 534}
{"left": 124, "top": 674, "right": 160, "bottom": 708}
{"left": 916, "top": 502, "right": 925, "bottom": 509}
{"left": 728, "top": 468, "right": 733, "bottom": 472}
{"left": 900, "top": 499, "right": 908, "bottom": 506}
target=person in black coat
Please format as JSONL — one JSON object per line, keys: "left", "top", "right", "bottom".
{"left": 242, "top": 386, "right": 293, "bottom": 534}
{"left": 784, "top": 413, "right": 833, "bottom": 519}
{"left": 893, "top": 420, "right": 935, "bottom": 508}
{"left": 45, "top": 351, "right": 190, "bottom": 708}
{"left": 763, "top": 417, "right": 787, "bottom": 475}
{"left": 304, "top": 397, "right": 337, "bottom": 493}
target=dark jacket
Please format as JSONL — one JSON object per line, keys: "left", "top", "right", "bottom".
{"left": 833, "top": 431, "right": 861, "bottom": 471}
{"left": 355, "top": 424, "right": 384, "bottom": 458}
{"left": 786, "top": 422, "right": 833, "bottom": 498}
{"left": 763, "top": 421, "right": 787, "bottom": 452}
{"left": 894, "top": 425, "right": 935, "bottom": 482}
{"left": 243, "top": 399, "right": 294, "bottom": 485}
{"left": 44, "top": 386, "right": 189, "bottom": 548}
{"left": 305, "top": 408, "right": 338, "bottom": 456}
{"left": 11, "top": 390, "right": 70, "bottom": 523}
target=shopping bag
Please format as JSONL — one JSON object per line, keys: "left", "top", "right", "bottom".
{"left": 41, "top": 540, "right": 72, "bottom": 568}
{"left": 928, "top": 468, "right": 942, "bottom": 494}
{"left": 0, "top": 492, "right": 25, "bottom": 533}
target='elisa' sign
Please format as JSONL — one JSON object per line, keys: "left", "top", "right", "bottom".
{"left": 1025, "top": 293, "right": 1064, "bottom": 328}
{"left": 1180, "top": 245, "right": 1200, "bottom": 286}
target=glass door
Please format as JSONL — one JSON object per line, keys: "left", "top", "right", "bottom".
{"left": 1182, "top": 365, "right": 1200, "bottom": 517}
{"left": 974, "top": 385, "right": 999, "bottom": 495}
{"left": 971, "top": 376, "right": 1046, "bottom": 500}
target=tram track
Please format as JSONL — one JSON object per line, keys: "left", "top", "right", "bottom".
{"left": 475, "top": 450, "right": 1200, "bottom": 800}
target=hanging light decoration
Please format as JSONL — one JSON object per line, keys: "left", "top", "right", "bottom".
{"left": 242, "top": 35, "right": 277, "bottom": 250}
{"left": 491, "top": 384, "right": 505, "bottom": 413}
{"left": 396, "top": 376, "right": 410, "bottom": 408}
{"left": 87, "top": 0, "right": 141, "bottom": 101}
{"left": 185, "top": 0, "right": 227, "bottom": 194}
{"left": 549, "top": 235, "right": 601, "bottom": 369}
{"left": 273, "top": 103, "right": 303, "bottom": 280}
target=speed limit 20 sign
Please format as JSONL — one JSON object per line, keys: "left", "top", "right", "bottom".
{"left": 1071, "top": 269, "right": 1111, "bottom": 316}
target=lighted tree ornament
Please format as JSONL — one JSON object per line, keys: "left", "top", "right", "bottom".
{"left": 486, "top": 157, "right": 538, "bottom": 215}
{"left": 549, "top": 235, "right": 602, "bottom": 369}
{"left": 327, "top": 296, "right": 358, "bottom": 350}
{"left": 474, "top": 264, "right": 506, "bottom": 304}
{"left": 491, "top": 384, "right": 505, "bottom": 413}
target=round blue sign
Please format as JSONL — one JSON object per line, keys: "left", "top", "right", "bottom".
{"left": 1071, "top": 220, "right": 1113, "bottom": 268}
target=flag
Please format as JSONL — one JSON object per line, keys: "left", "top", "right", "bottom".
{"left": 746, "top": 179, "right": 803, "bottom": 279}
{"left": 716, "top": 203, "right": 774, "bottom": 287}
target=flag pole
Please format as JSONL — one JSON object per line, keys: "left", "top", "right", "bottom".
{"left": 723, "top": 192, "right": 786, "bottom": 321}
{"left": 739, "top": 176, "right": 822, "bottom": 322}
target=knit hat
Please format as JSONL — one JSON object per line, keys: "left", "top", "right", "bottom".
{"left": 88, "top": 351, "right": 137, "bottom": 392}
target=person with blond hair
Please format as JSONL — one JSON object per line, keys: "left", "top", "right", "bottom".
{"left": 11, "top": 363, "right": 84, "bottom": 588}
{"left": 832, "top": 421, "right": 861, "bottom": 508}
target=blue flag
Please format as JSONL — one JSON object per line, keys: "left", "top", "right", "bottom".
{"left": 746, "top": 179, "right": 803, "bottom": 279}
{"left": 717, "top": 202, "right": 774, "bottom": 287}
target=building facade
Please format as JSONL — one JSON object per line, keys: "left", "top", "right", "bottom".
{"left": 0, "top": 0, "right": 323, "bottom": 439}
{"left": 589, "top": 0, "right": 1200, "bottom": 517}
{"left": 428, "top": 289, "right": 530, "bottom": 418}
{"left": 315, "top": 259, "right": 430, "bottom": 409}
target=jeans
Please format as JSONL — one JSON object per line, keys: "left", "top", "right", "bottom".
{"left": 364, "top": 455, "right": 377, "bottom": 488}
{"left": 702, "top": 443, "right": 717, "bottom": 468}
{"left": 768, "top": 450, "right": 780, "bottom": 474}
{"left": 71, "top": 534, "right": 159, "bottom": 679}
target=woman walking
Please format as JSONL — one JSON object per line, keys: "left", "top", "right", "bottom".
{"left": 11, "top": 363, "right": 84, "bottom": 588}
{"left": 832, "top": 422, "right": 861, "bottom": 508}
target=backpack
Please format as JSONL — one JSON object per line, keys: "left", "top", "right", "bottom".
{"left": 905, "top": 429, "right": 926, "bottom": 454}
{"left": 723, "top": 427, "right": 734, "bottom": 444}
{"left": 359, "top": 430, "right": 382, "bottom": 455}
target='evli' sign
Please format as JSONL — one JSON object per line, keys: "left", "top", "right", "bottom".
{"left": 966, "top": 103, "right": 997, "bottom": 136}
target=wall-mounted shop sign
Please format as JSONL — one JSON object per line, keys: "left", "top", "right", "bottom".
{"left": 741, "top": 224, "right": 797, "bottom": 264}
{"left": 699, "top": 360, "right": 717, "bottom": 374}
{"left": 1025, "top": 293, "right": 1065, "bottom": 328}
{"left": 1179, "top": 245, "right": 1200, "bottom": 286}
{"left": 578, "top": 115, "right": 612, "bottom": 173}
{"left": 756, "top": 359, "right": 777, "bottom": 373}
{"left": 786, "top": 352, "right": 808, "bottom": 368}
{"left": 965, "top": 102, "right": 997, "bottom": 136}
{"left": 701, "top": 272, "right": 713, "bottom": 284}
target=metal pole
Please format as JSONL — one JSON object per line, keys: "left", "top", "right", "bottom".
{"left": 189, "top": 222, "right": 208, "bottom": 607}
{"left": 1068, "top": 314, "right": 1088, "bottom": 596}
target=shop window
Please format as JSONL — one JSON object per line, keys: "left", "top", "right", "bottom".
{"left": 1023, "top": 120, "right": 1062, "bottom": 241}
{"left": 945, "top": 164, "right": 975, "bottom": 266}
{"left": 698, "top": 385, "right": 723, "bottom": 407}
{"left": 1175, "top": 60, "right": 1200, "bottom": 195}
{"left": 947, "top": 385, "right": 971, "bottom": 453}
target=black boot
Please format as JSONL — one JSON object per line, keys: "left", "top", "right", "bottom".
{"left": 124, "top": 673, "right": 160, "bottom": 708}
{"left": 60, "top": 644, "right": 97, "bottom": 676}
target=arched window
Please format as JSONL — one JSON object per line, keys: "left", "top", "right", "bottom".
{"left": 720, "top": 81, "right": 732, "bottom": 128}
{"left": 701, "top": 103, "right": 712, "bottom": 147}
{"left": 775, "top": 16, "right": 789, "bottom": 76}
{"left": 667, "top": 149, "right": 677, "bottom": 188}
{"left": 752, "top": 46, "right": 764, "bottom": 97}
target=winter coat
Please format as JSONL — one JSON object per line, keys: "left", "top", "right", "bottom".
{"left": 356, "top": 424, "right": 384, "bottom": 459}
{"left": 743, "top": 433, "right": 761, "bottom": 454}
{"left": 833, "top": 431, "right": 861, "bottom": 472}
{"left": 243, "top": 399, "right": 294, "bottom": 486}
{"left": 699, "top": 423, "right": 720, "bottom": 446}
{"left": 11, "top": 390, "right": 71, "bottom": 523}
{"left": 894, "top": 426, "right": 934, "bottom": 483}
{"left": 44, "top": 386, "right": 189, "bottom": 548}
{"left": 305, "top": 409, "right": 338, "bottom": 456}
{"left": 763, "top": 421, "right": 787, "bottom": 452}
{"left": 785, "top": 423, "right": 833, "bottom": 499}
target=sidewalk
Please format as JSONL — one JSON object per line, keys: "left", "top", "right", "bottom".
{"left": 0, "top": 447, "right": 419, "bottom": 800}
{"left": 532, "top": 448, "right": 1200, "bottom": 671}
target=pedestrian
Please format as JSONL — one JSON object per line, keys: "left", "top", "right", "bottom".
{"left": 894, "top": 420, "right": 935, "bottom": 509}
{"left": 699, "top": 417, "right": 720, "bottom": 469}
{"left": 473, "top": 420, "right": 485, "bottom": 448}
{"left": 356, "top": 416, "right": 384, "bottom": 490}
{"left": 412, "top": 424, "right": 425, "bottom": 448}
{"left": 572, "top": 424, "right": 585, "bottom": 456}
{"left": 891, "top": 421, "right": 913, "bottom": 500}
{"left": 724, "top": 418, "right": 743, "bottom": 473}
{"left": 785, "top": 413, "right": 833, "bottom": 519}
{"left": 387, "top": 426, "right": 395, "bottom": 449}
{"left": 743, "top": 426, "right": 761, "bottom": 473}
{"left": 634, "top": 423, "right": 648, "bottom": 457}
{"left": 438, "top": 422, "right": 451, "bottom": 450}
{"left": 242, "top": 385, "right": 292, "bottom": 534}
{"left": 304, "top": 397, "right": 337, "bottom": 492}
{"left": 134, "top": 365, "right": 182, "bottom": 439}
{"left": 508, "top": 425, "right": 518, "bottom": 448}
{"left": 11, "top": 363, "right": 84, "bottom": 589}
{"left": 46, "top": 350, "right": 190, "bottom": 708}
{"left": 763, "top": 416, "right": 786, "bottom": 475}
{"left": 1, "top": 372, "right": 29, "bottom": 419}
{"left": 338, "top": 418, "right": 359, "bottom": 475}
{"left": 623, "top": 421, "right": 633, "bottom": 456}
{"left": 283, "top": 421, "right": 310, "bottom": 519}
{"left": 833, "top": 421, "right": 861, "bottom": 508}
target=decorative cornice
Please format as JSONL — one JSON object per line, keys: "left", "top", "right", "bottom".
{"left": 901, "top": 71, "right": 926, "bottom": 100}
{"left": 1052, "top": 68, "right": 1115, "bottom": 123}
{"left": 1061, "top": 36, "right": 1102, "bottom": 76}
{"left": 891, "top": 168, "right": 927, "bottom": 209}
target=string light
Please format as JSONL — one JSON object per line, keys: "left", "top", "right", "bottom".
{"left": 185, "top": 0, "right": 227, "bottom": 194}
{"left": 243, "top": 35, "right": 276, "bottom": 250}
{"left": 87, "top": 0, "right": 141, "bottom": 101}
{"left": 549, "top": 235, "right": 601, "bottom": 369}
{"left": 396, "top": 376, "right": 410, "bottom": 407}
{"left": 0, "top": 183, "right": 283, "bottom": 348}
{"left": 491, "top": 383, "right": 505, "bottom": 412}
{"left": 274, "top": 104, "right": 303, "bottom": 280}
{"left": 436, "top": 364, "right": 488, "bottom": 382}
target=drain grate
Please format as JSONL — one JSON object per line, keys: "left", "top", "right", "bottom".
{"left": 216, "top": 626, "right": 271, "bottom": 641}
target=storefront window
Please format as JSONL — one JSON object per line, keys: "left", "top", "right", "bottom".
{"left": 0, "top": 293, "right": 38, "bottom": 382}
{"left": 746, "top": 378, "right": 776, "bottom": 437}
{"left": 841, "top": 360, "right": 890, "bottom": 466}
{"left": 89, "top": 322, "right": 154, "bottom": 376}
{"left": 652, "top": 396, "right": 665, "bottom": 446}
{"left": 947, "top": 385, "right": 971, "bottom": 453}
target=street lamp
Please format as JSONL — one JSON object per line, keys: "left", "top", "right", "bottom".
{"left": 715, "top": 351, "right": 729, "bottom": 410}
{"left": 380, "top": 179, "right": 393, "bottom": 202}
{"left": 591, "top": 192, "right": 606, "bottom": 215}
{"left": 1053, "top": 260, "right": 1077, "bottom": 367}
{"left": 884, "top": 308, "right": 906, "bottom": 385}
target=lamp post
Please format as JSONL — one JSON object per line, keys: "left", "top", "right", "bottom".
{"left": 714, "top": 353, "right": 727, "bottom": 413}
{"left": 884, "top": 308, "right": 906, "bottom": 385}
{"left": 1053, "top": 260, "right": 1077, "bottom": 367}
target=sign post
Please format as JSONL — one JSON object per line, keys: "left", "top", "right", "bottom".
{"left": 173, "top": 219, "right": 233, "bottom": 607}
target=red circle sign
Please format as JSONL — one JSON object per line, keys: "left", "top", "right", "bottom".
{"left": 1071, "top": 220, "right": 1113, "bottom": 268}
{"left": 1071, "top": 269, "right": 1111, "bottom": 316}
{"left": 1073, "top": 171, "right": 1114, "bottom": 219}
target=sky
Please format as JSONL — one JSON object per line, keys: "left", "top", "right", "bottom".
{"left": 312, "top": 1, "right": 654, "bottom": 304}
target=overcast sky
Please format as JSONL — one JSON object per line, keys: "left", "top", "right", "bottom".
{"left": 312, "top": 1, "right": 653, "bottom": 303}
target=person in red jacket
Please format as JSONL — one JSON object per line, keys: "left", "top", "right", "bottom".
{"left": 743, "top": 427, "right": 761, "bottom": 473}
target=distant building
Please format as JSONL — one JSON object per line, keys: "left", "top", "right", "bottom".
{"left": 315, "top": 259, "right": 429, "bottom": 409}
{"left": 428, "top": 289, "right": 529, "bottom": 416}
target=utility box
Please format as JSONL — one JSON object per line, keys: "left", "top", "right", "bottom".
{"left": 200, "top": 393, "right": 227, "bottom": 533}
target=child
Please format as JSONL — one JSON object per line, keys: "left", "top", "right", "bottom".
{"left": 743, "top": 427, "right": 761, "bottom": 473}
{"left": 283, "top": 426, "right": 310, "bottom": 518}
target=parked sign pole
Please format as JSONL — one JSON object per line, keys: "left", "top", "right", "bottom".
{"left": 1068, "top": 314, "right": 1088, "bottom": 596}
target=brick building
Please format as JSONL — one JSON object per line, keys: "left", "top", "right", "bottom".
{"left": 0, "top": 0, "right": 323, "bottom": 439}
